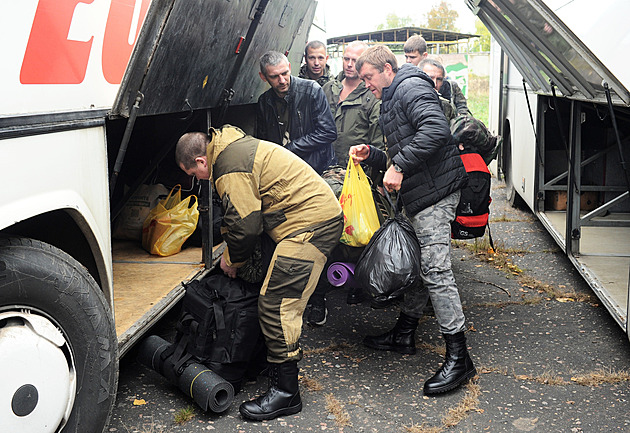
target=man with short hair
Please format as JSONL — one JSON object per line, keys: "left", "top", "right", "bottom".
{"left": 352, "top": 45, "right": 476, "bottom": 396}
{"left": 404, "top": 35, "right": 470, "bottom": 116}
{"left": 256, "top": 50, "right": 336, "bottom": 174}
{"left": 322, "top": 41, "right": 383, "bottom": 167}
{"left": 304, "top": 41, "right": 384, "bottom": 325}
{"left": 298, "top": 40, "right": 331, "bottom": 86}
{"left": 419, "top": 58, "right": 457, "bottom": 121}
{"left": 403, "top": 34, "right": 429, "bottom": 65}
{"left": 175, "top": 126, "right": 343, "bottom": 421}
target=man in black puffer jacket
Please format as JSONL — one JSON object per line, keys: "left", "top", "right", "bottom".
{"left": 351, "top": 45, "right": 476, "bottom": 396}
{"left": 256, "top": 50, "right": 337, "bottom": 175}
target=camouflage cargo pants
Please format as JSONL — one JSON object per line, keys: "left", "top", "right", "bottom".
{"left": 402, "top": 191, "right": 466, "bottom": 334}
{"left": 258, "top": 215, "right": 343, "bottom": 363}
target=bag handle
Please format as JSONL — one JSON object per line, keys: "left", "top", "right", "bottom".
{"left": 161, "top": 184, "right": 182, "bottom": 209}
{"left": 381, "top": 188, "right": 406, "bottom": 216}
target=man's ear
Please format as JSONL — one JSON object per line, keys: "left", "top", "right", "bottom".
{"left": 422, "top": 52, "right": 429, "bottom": 59}
{"left": 259, "top": 71, "right": 268, "bottom": 83}
{"left": 195, "top": 156, "right": 208, "bottom": 167}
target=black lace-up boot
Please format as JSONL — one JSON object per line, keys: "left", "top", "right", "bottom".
{"left": 362, "top": 312, "right": 419, "bottom": 355}
{"left": 423, "top": 332, "right": 477, "bottom": 395}
{"left": 239, "top": 361, "right": 302, "bottom": 420}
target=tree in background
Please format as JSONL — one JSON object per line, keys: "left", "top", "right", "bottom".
{"left": 377, "top": 13, "right": 414, "bottom": 30}
{"left": 425, "top": 1, "right": 459, "bottom": 31}
{"left": 470, "top": 19, "right": 491, "bottom": 52}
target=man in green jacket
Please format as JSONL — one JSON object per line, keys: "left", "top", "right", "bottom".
{"left": 298, "top": 40, "right": 331, "bottom": 87}
{"left": 304, "top": 41, "right": 385, "bottom": 326}
{"left": 176, "top": 125, "right": 343, "bottom": 421}
{"left": 322, "top": 41, "right": 383, "bottom": 167}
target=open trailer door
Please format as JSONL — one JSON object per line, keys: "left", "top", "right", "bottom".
{"left": 468, "top": 0, "right": 630, "bottom": 336}
{"left": 110, "top": 0, "right": 316, "bottom": 118}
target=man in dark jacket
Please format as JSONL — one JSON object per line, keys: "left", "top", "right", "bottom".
{"left": 351, "top": 45, "right": 476, "bottom": 396}
{"left": 257, "top": 51, "right": 336, "bottom": 174}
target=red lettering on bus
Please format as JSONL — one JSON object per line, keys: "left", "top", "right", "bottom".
{"left": 20, "top": 0, "right": 95, "bottom": 84}
{"left": 102, "top": 0, "right": 151, "bottom": 84}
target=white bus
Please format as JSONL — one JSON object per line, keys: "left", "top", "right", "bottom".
{"left": 0, "top": 1, "right": 316, "bottom": 431}
{"left": 470, "top": 0, "right": 630, "bottom": 338}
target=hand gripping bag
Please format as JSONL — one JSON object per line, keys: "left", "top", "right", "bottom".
{"left": 354, "top": 191, "right": 422, "bottom": 300}
{"left": 339, "top": 160, "right": 381, "bottom": 247}
{"left": 142, "top": 185, "right": 199, "bottom": 256}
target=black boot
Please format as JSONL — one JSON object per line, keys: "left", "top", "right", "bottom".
{"left": 239, "top": 362, "right": 302, "bottom": 420}
{"left": 423, "top": 332, "right": 477, "bottom": 395}
{"left": 362, "top": 312, "right": 418, "bottom": 355}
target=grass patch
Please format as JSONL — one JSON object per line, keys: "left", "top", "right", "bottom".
{"left": 571, "top": 369, "right": 630, "bottom": 386}
{"left": 467, "top": 74, "right": 489, "bottom": 126}
{"left": 490, "top": 214, "right": 535, "bottom": 223}
{"left": 404, "top": 378, "right": 481, "bottom": 433}
{"left": 455, "top": 237, "right": 597, "bottom": 304}
{"left": 417, "top": 342, "right": 446, "bottom": 357}
{"left": 173, "top": 405, "right": 195, "bottom": 425}
{"left": 325, "top": 393, "right": 351, "bottom": 426}
{"left": 300, "top": 375, "right": 323, "bottom": 391}
{"left": 514, "top": 371, "right": 568, "bottom": 386}
{"left": 441, "top": 379, "right": 481, "bottom": 427}
{"left": 404, "top": 423, "right": 444, "bottom": 433}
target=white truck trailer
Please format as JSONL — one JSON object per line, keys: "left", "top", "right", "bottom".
{"left": 469, "top": 0, "right": 630, "bottom": 338}
{"left": 0, "top": 1, "right": 316, "bottom": 431}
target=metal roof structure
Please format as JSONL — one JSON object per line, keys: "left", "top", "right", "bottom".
{"left": 326, "top": 26, "right": 479, "bottom": 55}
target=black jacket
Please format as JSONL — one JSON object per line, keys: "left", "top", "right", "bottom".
{"left": 366, "top": 63, "right": 467, "bottom": 216}
{"left": 256, "top": 75, "right": 337, "bottom": 174}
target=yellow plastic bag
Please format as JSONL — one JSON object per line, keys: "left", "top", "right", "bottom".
{"left": 141, "top": 185, "right": 200, "bottom": 256}
{"left": 339, "top": 159, "right": 380, "bottom": 247}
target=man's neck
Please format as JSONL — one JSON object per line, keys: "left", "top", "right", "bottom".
{"left": 308, "top": 71, "right": 323, "bottom": 80}
{"left": 339, "top": 75, "right": 361, "bottom": 102}
{"left": 342, "top": 75, "right": 361, "bottom": 90}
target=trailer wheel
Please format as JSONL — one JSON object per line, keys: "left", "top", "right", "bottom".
{"left": 0, "top": 237, "right": 118, "bottom": 433}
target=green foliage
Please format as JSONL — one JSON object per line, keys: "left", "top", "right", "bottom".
{"left": 467, "top": 74, "right": 489, "bottom": 127}
{"left": 425, "top": 1, "right": 459, "bottom": 31}
{"left": 470, "top": 19, "right": 491, "bottom": 52}
{"left": 377, "top": 13, "right": 414, "bottom": 30}
{"left": 174, "top": 406, "right": 195, "bottom": 425}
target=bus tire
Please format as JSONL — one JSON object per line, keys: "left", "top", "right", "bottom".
{"left": 0, "top": 236, "right": 118, "bottom": 433}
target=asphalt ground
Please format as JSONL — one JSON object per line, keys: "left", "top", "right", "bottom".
{"left": 108, "top": 178, "right": 630, "bottom": 433}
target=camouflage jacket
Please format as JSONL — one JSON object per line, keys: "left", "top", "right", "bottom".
{"left": 207, "top": 126, "right": 342, "bottom": 267}
{"left": 298, "top": 63, "right": 332, "bottom": 87}
{"left": 440, "top": 79, "right": 470, "bottom": 116}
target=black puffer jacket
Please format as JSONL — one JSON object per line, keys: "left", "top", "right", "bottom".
{"left": 366, "top": 63, "right": 467, "bottom": 216}
{"left": 256, "top": 75, "right": 337, "bottom": 174}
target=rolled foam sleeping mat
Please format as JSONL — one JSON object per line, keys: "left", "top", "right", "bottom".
{"left": 178, "top": 362, "right": 235, "bottom": 413}
{"left": 136, "top": 335, "right": 171, "bottom": 371}
{"left": 326, "top": 262, "right": 358, "bottom": 287}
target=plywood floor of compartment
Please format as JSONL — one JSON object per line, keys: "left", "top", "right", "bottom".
{"left": 112, "top": 240, "right": 203, "bottom": 336}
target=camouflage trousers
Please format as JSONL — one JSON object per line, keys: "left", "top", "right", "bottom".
{"left": 258, "top": 214, "right": 343, "bottom": 363}
{"left": 402, "top": 191, "right": 466, "bottom": 334}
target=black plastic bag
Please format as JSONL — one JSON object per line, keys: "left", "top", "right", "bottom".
{"left": 355, "top": 191, "right": 422, "bottom": 300}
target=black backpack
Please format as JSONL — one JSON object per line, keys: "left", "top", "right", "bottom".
{"left": 451, "top": 151, "right": 493, "bottom": 246}
{"left": 450, "top": 115, "right": 501, "bottom": 165}
{"left": 163, "top": 273, "right": 266, "bottom": 392}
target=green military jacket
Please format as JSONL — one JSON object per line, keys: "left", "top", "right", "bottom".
{"left": 206, "top": 126, "right": 342, "bottom": 267}
{"left": 298, "top": 63, "right": 331, "bottom": 87}
{"left": 322, "top": 72, "right": 384, "bottom": 166}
